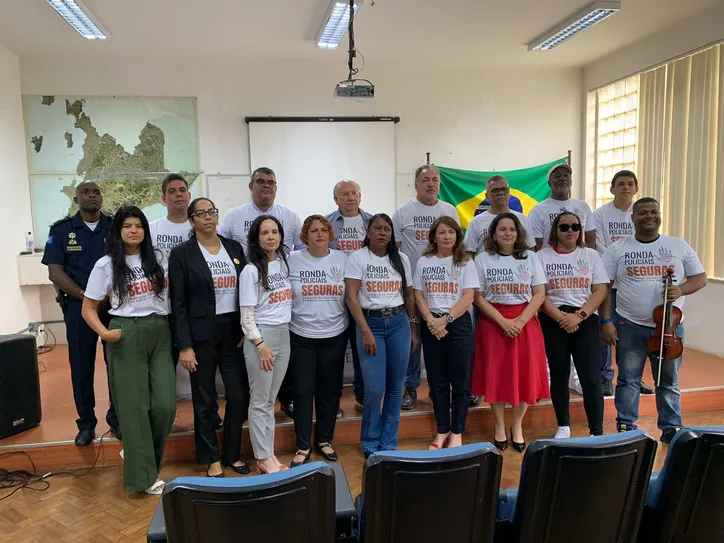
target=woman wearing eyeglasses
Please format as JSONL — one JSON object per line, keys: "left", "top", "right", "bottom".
{"left": 168, "top": 198, "right": 250, "bottom": 477}
{"left": 538, "top": 211, "right": 609, "bottom": 438}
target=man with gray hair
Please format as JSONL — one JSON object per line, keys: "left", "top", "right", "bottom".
{"left": 464, "top": 175, "right": 535, "bottom": 255}
{"left": 326, "top": 180, "right": 373, "bottom": 411}
{"left": 392, "top": 164, "right": 460, "bottom": 410}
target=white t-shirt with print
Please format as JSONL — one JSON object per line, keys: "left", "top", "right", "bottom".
{"left": 412, "top": 255, "right": 479, "bottom": 313}
{"left": 392, "top": 198, "right": 460, "bottom": 273}
{"left": 463, "top": 210, "right": 535, "bottom": 254}
{"left": 335, "top": 214, "right": 367, "bottom": 255}
{"left": 218, "top": 202, "right": 303, "bottom": 254}
{"left": 538, "top": 247, "right": 609, "bottom": 309}
{"left": 593, "top": 201, "right": 634, "bottom": 256}
{"left": 528, "top": 198, "right": 595, "bottom": 248}
{"left": 345, "top": 248, "right": 412, "bottom": 310}
{"left": 198, "top": 242, "right": 238, "bottom": 315}
{"left": 475, "top": 251, "right": 546, "bottom": 305}
{"left": 603, "top": 235, "right": 705, "bottom": 327}
{"left": 239, "top": 259, "right": 292, "bottom": 325}
{"left": 85, "top": 254, "right": 169, "bottom": 317}
{"left": 289, "top": 249, "right": 348, "bottom": 338}
{"left": 149, "top": 217, "right": 193, "bottom": 262}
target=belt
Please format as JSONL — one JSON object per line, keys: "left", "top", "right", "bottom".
{"left": 363, "top": 304, "right": 405, "bottom": 319}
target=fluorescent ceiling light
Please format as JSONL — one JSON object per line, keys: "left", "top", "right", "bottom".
{"left": 528, "top": 1, "right": 620, "bottom": 51}
{"left": 47, "top": 0, "right": 108, "bottom": 40}
{"left": 316, "top": 1, "right": 362, "bottom": 49}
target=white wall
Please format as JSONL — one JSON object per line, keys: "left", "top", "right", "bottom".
{"left": 583, "top": 4, "right": 724, "bottom": 358}
{"left": 0, "top": 44, "right": 40, "bottom": 333}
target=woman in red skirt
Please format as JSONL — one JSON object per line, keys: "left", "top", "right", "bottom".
{"left": 472, "top": 213, "right": 549, "bottom": 452}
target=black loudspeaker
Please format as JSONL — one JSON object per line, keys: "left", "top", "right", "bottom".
{"left": 0, "top": 334, "right": 42, "bottom": 440}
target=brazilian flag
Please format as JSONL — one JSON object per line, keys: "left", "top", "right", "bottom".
{"left": 438, "top": 157, "right": 568, "bottom": 231}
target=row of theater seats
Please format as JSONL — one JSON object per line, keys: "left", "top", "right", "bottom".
{"left": 146, "top": 426, "right": 724, "bottom": 543}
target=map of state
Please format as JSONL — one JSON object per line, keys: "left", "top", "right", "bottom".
{"left": 23, "top": 96, "right": 200, "bottom": 246}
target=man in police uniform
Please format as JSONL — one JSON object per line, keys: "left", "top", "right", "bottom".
{"left": 42, "top": 181, "right": 119, "bottom": 447}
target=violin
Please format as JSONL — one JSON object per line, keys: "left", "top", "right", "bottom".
{"left": 647, "top": 268, "right": 683, "bottom": 385}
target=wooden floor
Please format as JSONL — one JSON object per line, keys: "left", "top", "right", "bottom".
{"left": 1, "top": 409, "right": 723, "bottom": 543}
{"left": 4, "top": 344, "right": 724, "bottom": 448}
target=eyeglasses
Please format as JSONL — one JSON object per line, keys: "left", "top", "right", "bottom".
{"left": 254, "top": 179, "right": 277, "bottom": 187}
{"left": 557, "top": 223, "right": 581, "bottom": 232}
{"left": 193, "top": 208, "right": 219, "bottom": 218}
{"left": 489, "top": 187, "right": 510, "bottom": 196}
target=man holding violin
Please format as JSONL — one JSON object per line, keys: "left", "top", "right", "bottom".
{"left": 601, "top": 197, "right": 707, "bottom": 444}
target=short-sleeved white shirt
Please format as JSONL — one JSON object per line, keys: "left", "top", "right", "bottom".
{"left": 537, "top": 246, "right": 609, "bottom": 309}
{"left": 593, "top": 201, "right": 634, "bottom": 256}
{"left": 198, "top": 242, "right": 238, "bottom": 315}
{"left": 475, "top": 251, "right": 546, "bottom": 305}
{"left": 412, "top": 255, "right": 479, "bottom": 313}
{"left": 528, "top": 198, "right": 595, "bottom": 248}
{"left": 219, "top": 202, "right": 303, "bottom": 254}
{"left": 603, "top": 235, "right": 705, "bottom": 327}
{"left": 239, "top": 259, "right": 292, "bottom": 325}
{"left": 463, "top": 210, "right": 535, "bottom": 253}
{"left": 345, "top": 248, "right": 412, "bottom": 310}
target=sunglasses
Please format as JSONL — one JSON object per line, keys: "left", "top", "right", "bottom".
{"left": 557, "top": 223, "right": 582, "bottom": 232}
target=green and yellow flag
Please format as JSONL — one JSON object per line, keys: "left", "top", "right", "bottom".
{"left": 438, "top": 157, "right": 568, "bottom": 231}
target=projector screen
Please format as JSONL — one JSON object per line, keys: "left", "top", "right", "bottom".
{"left": 245, "top": 120, "right": 397, "bottom": 221}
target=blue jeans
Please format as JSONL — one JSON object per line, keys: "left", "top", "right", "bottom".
{"left": 614, "top": 314, "right": 684, "bottom": 431}
{"left": 404, "top": 337, "right": 422, "bottom": 390}
{"left": 357, "top": 311, "right": 411, "bottom": 453}
{"left": 599, "top": 289, "right": 616, "bottom": 383}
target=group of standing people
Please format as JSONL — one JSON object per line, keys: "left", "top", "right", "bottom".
{"left": 42, "top": 160, "right": 708, "bottom": 493}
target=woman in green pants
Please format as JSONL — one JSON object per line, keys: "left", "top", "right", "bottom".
{"left": 82, "top": 205, "right": 176, "bottom": 494}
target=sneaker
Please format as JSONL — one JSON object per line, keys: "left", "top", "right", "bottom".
{"left": 354, "top": 399, "right": 363, "bottom": 412}
{"left": 617, "top": 423, "right": 637, "bottom": 433}
{"left": 401, "top": 388, "right": 417, "bottom": 410}
{"left": 640, "top": 383, "right": 655, "bottom": 395}
{"left": 602, "top": 381, "right": 614, "bottom": 397}
{"left": 554, "top": 426, "right": 571, "bottom": 439}
{"left": 661, "top": 427, "right": 681, "bottom": 445}
{"left": 469, "top": 396, "right": 481, "bottom": 406}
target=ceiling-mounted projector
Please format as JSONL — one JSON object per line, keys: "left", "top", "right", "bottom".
{"left": 335, "top": 79, "right": 375, "bottom": 101}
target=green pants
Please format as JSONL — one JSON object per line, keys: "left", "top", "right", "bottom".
{"left": 107, "top": 314, "right": 176, "bottom": 491}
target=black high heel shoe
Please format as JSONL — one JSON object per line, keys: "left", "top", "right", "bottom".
{"left": 511, "top": 427, "right": 526, "bottom": 453}
{"left": 494, "top": 437, "right": 509, "bottom": 451}
{"left": 290, "top": 450, "right": 311, "bottom": 468}
{"left": 315, "top": 442, "right": 338, "bottom": 462}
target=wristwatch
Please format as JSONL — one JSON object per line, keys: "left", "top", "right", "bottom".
{"left": 575, "top": 310, "right": 588, "bottom": 320}
{"left": 445, "top": 313, "right": 454, "bottom": 323}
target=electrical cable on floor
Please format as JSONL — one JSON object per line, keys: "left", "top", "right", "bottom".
{"left": 0, "top": 430, "right": 112, "bottom": 501}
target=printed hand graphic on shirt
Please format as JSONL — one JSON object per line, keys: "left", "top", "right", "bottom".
{"left": 658, "top": 247, "right": 673, "bottom": 264}
{"left": 575, "top": 259, "right": 590, "bottom": 275}
{"left": 330, "top": 266, "right": 343, "bottom": 282}
{"left": 447, "top": 266, "right": 461, "bottom": 281}
{"left": 516, "top": 264, "right": 530, "bottom": 282}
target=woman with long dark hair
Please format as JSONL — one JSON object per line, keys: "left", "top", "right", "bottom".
{"left": 413, "top": 216, "right": 478, "bottom": 450}
{"left": 240, "top": 214, "right": 292, "bottom": 474}
{"left": 168, "top": 197, "right": 250, "bottom": 477}
{"left": 472, "top": 213, "right": 549, "bottom": 453}
{"left": 345, "top": 213, "right": 419, "bottom": 457}
{"left": 81, "top": 205, "right": 176, "bottom": 494}
{"left": 288, "top": 215, "right": 348, "bottom": 468}
{"left": 538, "top": 211, "right": 609, "bottom": 438}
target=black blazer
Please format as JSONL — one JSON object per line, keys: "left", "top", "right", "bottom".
{"left": 168, "top": 235, "right": 247, "bottom": 350}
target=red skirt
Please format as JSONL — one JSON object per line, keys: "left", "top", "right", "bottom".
{"left": 472, "top": 303, "right": 550, "bottom": 405}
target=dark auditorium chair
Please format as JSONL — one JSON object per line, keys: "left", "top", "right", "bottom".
{"left": 497, "top": 431, "right": 657, "bottom": 543}
{"left": 355, "top": 443, "right": 503, "bottom": 543}
{"left": 639, "top": 426, "right": 724, "bottom": 543}
{"left": 155, "top": 461, "right": 339, "bottom": 543}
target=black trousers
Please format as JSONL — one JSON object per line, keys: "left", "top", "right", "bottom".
{"left": 540, "top": 309, "right": 604, "bottom": 435}
{"left": 347, "top": 311, "right": 364, "bottom": 402}
{"left": 289, "top": 330, "right": 348, "bottom": 450}
{"left": 64, "top": 298, "right": 118, "bottom": 431}
{"left": 190, "top": 312, "right": 249, "bottom": 465}
{"left": 420, "top": 312, "right": 473, "bottom": 434}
